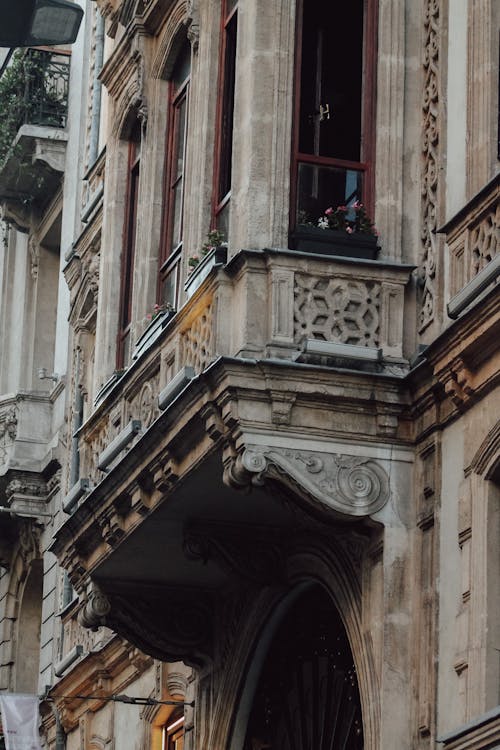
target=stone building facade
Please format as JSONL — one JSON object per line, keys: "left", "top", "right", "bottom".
{"left": 0, "top": 0, "right": 499, "bottom": 748}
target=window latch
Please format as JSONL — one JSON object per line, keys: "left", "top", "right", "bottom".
{"left": 319, "top": 103, "right": 330, "bottom": 121}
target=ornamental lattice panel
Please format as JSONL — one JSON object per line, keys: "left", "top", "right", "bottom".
{"left": 294, "top": 274, "right": 380, "bottom": 347}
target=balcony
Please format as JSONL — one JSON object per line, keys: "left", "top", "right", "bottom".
{"left": 442, "top": 174, "right": 499, "bottom": 319}
{"left": 0, "top": 390, "right": 58, "bottom": 564}
{"left": 51, "top": 247, "right": 414, "bottom": 664}
{"left": 0, "top": 48, "right": 70, "bottom": 228}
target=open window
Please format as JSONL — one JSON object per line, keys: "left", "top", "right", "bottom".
{"left": 291, "top": 0, "right": 376, "bottom": 234}
{"left": 117, "top": 121, "right": 141, "bottom": 368}
{"left": 162, "top": 714, "right": 184, "bottom": 750}
{"left": 212, "top": 0, "right": 238, "bottom": 237}
{"left": 159, "top": 40, "right": 191, "bottom": 309}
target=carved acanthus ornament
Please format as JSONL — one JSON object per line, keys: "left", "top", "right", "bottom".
{"left": 185, "top": 0, "right": 200, "bottom": 50}
{"left": 223, "top": 445, "right": 391, "bottom": 519}
{"left": 419, "top": 0, "right": 443, "bottom": 331}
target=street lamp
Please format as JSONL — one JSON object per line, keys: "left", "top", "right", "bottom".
{"left": 0, "top": 0, "right": 84, "bottom": 47}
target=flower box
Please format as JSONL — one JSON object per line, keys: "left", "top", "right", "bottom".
{"left": 291, "top": 226, "right": 379, "bottom": 260}
{"left": 185, "top": 245, "right": 228, "bottom": 299}
{"left": 132, "top": 308, "right": 175, "bottom": 362}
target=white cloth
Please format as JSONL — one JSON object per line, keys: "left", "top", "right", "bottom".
{"left": 0, "top": 695, "right": 42, "bottom": 750}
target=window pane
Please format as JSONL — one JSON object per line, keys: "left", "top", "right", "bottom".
{"left": 161, "top": 262, "right": 179, "bottom": 308}
{"left": 171, "top": 179, "right": 184, "bottom": 248}
{"left": 297, "top": 162, "right": 363, "bottom": 224}
{"left": 299, "top": 0, "right": 363, "bottom": 161}
{"left": 218, "top": 11, "right": 237, "bottom": 203}
{"left": 174, "top": 96, "right": 187, "bottom": 178}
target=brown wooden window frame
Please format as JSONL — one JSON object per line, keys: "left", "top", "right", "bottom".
{"left": 117, "top": 123, "right": 141, "bottom": 369}
{"left": 162, "top": 714, "right": 184, "bottom": 750}
{"left": 212, "top": 0, "right": 238, "bottom": 235}
{"left": 290, "top": 0, "right": 378, "bottom": 234}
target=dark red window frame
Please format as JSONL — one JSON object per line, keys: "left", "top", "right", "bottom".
{"left": 290, "top": 0, "right": 378, "bottom": 232}
{"left": 117, "top": 124, "right": 141, "bottom": 368}
{"left": 158, "top": 43, "right": 191, "bottom": 308}
{"left": 212, "top": 0, "right": 238, "bottom": 235}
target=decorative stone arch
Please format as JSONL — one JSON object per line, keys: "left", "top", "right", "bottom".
{"left": 206, "top": 535, "right": 379, "bottom": 750}
{"left": 151, "top": 0, "right": 192, "bottom": 81}
{"left": 1, "top": 525, "right": 43, "bottom": 692}
{"left": 470, "top": 420, "right": 500, "bottom": 480}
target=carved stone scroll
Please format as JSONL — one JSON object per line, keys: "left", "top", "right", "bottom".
{"left": 224, "top": 445, "right": 391, "bottom": 519}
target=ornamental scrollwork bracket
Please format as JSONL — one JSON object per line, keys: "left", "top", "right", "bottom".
{"left": 224, "top": 445, "right": 391, "bottom": 520}
{"left": 78, "top": 584, "right": 111, "bottom": 631}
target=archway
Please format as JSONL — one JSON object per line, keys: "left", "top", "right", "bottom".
{"left": 238, "top": 584, "right": 364, "bottom": 749}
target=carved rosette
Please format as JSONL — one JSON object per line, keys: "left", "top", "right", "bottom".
{"left": 419, "top": 0, "right": 442, "bottom": 331}
{"left": 224, "top": 446, "right": 391, "bottom": 519}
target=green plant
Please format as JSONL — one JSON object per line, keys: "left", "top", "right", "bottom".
{"left": 145, "top": 302, "right": 174, "bottom": 322}
{"left": 316, "top": 202, "right": 377, "bottom": 236}
{"left": 0, "top": 50, "right": 67, "bottom": 168}
{"left": 189, "top": 229, "right": 226, "bottom": 270}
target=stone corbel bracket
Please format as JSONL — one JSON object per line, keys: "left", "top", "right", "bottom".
{"left": 224, "top": 444, "right": 391, "bottom": 520}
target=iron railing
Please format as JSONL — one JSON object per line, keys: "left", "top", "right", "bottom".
{"left": 21, "top": 48, "right": 70, "bottom": 128}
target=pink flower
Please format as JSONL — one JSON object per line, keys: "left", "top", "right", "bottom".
{"left": 353, "top": 201, "right": 363, "bottom": 209}
{"left": 346, "top": 226, "right": 353, "bottom": 234}
{"left": 325, "top": 207, "right": 334, "bottom": 216}
{"left": 337, "top": 205, "right": 347, "bottom": 212}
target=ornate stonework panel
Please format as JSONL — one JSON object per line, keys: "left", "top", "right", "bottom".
{"left": 180, "top": 303, "right": 215, "bottom": 374}
{"left": 294, "top": 274, "right": 380, "bottom": 347}
{"left": 470, "top": 205, "right": 498, "bottom": 277}
{"left": 224, "top": 445, "right": 391, "bottom": 519}
{"left": 0, "top": 407, "right": 17, "bottom": 469}
{"left": 419, "top": 0, "right": 443, "bottom": 331}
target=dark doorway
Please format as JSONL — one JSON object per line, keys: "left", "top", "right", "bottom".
{"left": 243, "top": 586, "right": 364, "bottom": 750}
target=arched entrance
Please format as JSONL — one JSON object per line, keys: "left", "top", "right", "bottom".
{"left": 241, "top": 585, "right": 364, "bottom": 749}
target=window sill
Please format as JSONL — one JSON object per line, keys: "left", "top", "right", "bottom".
{"left": 290, "top": 226, "right": 379, "bottom": 260}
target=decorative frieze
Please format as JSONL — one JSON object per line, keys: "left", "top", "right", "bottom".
{"left": 419, "top": 0, "right": 444, "bottom": 332}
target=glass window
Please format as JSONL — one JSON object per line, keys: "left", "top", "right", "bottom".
{"left": 163, "top": 716, "right": 184, "bottom": 750}
{"left": 212, "top": 0, "right": 238, "bottom": 234}
{"left": 159, "top": 41, "right": 191, "bottom": 309}
{"left": 117, "top": 122, "right": 141, "bottom": 368}
{"left": 291, "top": 0, "right": 376, "bottom": 229}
